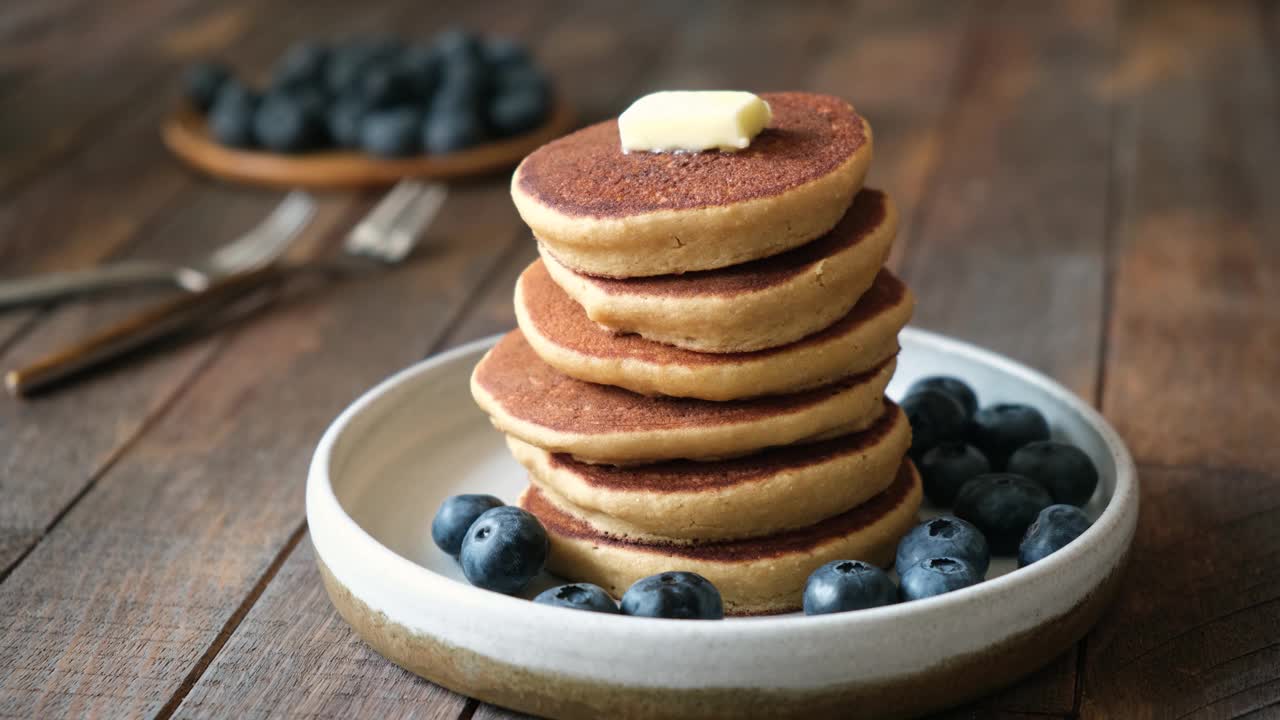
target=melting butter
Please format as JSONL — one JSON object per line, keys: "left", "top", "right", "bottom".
{"left": 618, "top": 91, "right": 772, "bottom": 153}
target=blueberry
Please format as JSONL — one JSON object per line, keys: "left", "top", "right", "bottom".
{"left": 494, "top": 64, "right": 549, "bottom": 95}
{"left": 459, "top": 506, "right": 548, "bottom": 594}
{"left": 1007, "top": 441, "right": 1099, "bottom": 507}
{"left": 253, "top": 93, "right": 327, "bottom": 153}
{"left": 358, "top": 63, "right": 416, "bottom": 108}
{"left": 399, "top": 44, "right": 443, "bottom": 99}
{"left": 894, "top": 516, "right": 990, "bottom": 577}
{"left": 433, "top": 27, "right": 483, "bottom": 61}
{"left": 901, "top": 389, "right": 967, "bottom": 459}
{"left": 327, "top": 96, "right": 366, "bottom": 148}
{"left": 326, "top": 47, "right": 377, "bottom": 94}
{"left": 1018, "top": 504, "right": 1092, "bottom": 567}
{"left": 918, "top": 442, "right": 991, "bottom": 506}
{"left": 360, "top": 108, "right": 423, "bottom": 157}
{"left": 183, "top": 61, "right": 232, "bottom": 113}
{"left": 272, "top": 42, "right": 329, "bottom": 91}
{"left": 899, "top": 557, "right": 983, "bottom": 601}
{"left": 488, "top": 86, "right": 550, "bottom": 136}
{"left": 431, "top": 493, "right": 503, "bottom": 556}
{"left": 423, "top": 106, "right": 485, "bottom": 153}
{"left": 207, "top": 81, "right": 259, "bottom": 148}
{"left": 620, "top": 572, "right": 724, "bottom": 619}
{"left": 954, "top": 473, "right": 1053, "bottom": 554}
{"left": 969, "top": 403, "right": 1051, "bottom": 469}
{"left": 482, "top": 36, "right": 531, "bottom": 69}
{"left": 533, "top": 583, "right": 620, "bottom": 613}
{"left": 802, "top": 560, "right": 897, "bottom": 615}
{"left": 907, "top": 376, "right": 978, "bottom": 418}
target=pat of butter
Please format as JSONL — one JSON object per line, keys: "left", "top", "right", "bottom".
{"left": 618, "top": 91, "right": 772, "bottom": 153}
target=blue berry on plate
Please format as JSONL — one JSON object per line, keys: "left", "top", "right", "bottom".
{"left": 207, "top": 81, "right": 259, "bottom": 148}
{"left": 433, "top": 27, "right": 483, "bottom": 61}
{"left": 494, "top": 64, "right": 550, "bottom": 96}
{"left": 907, "top": 376, "right": 978, "bottom": 418}
{"left": 488, "top": 86, "right": 549, "bottom": 137}
{"left": 358, "top": 63, "right": 416, "bottom": 108}
{"left": 895, "top": 516, "right": 989, "bottom": 577}
{"left": 901, "top": 389, "right": 967, "bottom": 459}
{"left": 918, "top": 442, "right": 991, "bottom": 506}
{"left": 803, "top": 560, "right": 897, "bottom": 615}
{"left": 459, "top": 506, "right": 548, "bottom": 594}
{"left": 621, "top": 571, "right": 724, "bottom": 619}
{"left": 969, "top": 403, "right": 1050, "bottom": 469}
{"left": 432, "top": 493, "right": 503, "bottom": 556}
{"left": 534, "top": 583, "right": 620, "bottom": 613}
{"left": 1019, "top": 504, "right": 1091, "bottom": 567}
{"left": 1006, "top": 440, "right": 1099, "bottom": 507}
{"left": 954, "top": 473, "right": 1053, "bottom": 554}
{"left": 360, "top": 108, "right": 423, "bottom": 157}
{"left": 423, "top": 106, "right": 485, "bottom": 153}
{"left": 899, "top": 557, "right": 982, "bottom": 601}
{"left": 183, "top": 61, "right": 232, "bottom": 113}
{"left": 399, "top": 44, "right": 443, "bottom": 99}
{"left": 253, "top": 93, "right": 327, "bottom": 153}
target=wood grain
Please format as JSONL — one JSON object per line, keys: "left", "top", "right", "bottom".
{"left": 1081, "top": 0, "right": 1280, "bottom": 717}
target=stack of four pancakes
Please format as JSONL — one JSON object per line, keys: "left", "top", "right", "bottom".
{"left": 471, "top": 93, "right": 923, "bottom": 615}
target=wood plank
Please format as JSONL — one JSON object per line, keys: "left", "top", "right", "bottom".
{"left": 1081, "top": 0, "right": 1280, "bottom": 716}
{"left": 0, "top": 0, "right": 421, "bottom": 578}
{"left": 172, "top": 3, "right": 749, "bottom": 717}
{"left": 808, "top": 0, "right": 978, "bottom": 269}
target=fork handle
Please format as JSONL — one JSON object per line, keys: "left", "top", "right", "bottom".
{"left": 0, "top": 261, "right": 183, "bottom": 311}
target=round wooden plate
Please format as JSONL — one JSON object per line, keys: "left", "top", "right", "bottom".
{"left": 162, "top": 97, "right": 575, "bottom": 189}
{"left": 307, "top": 327, "right": 1138, "bottom": 720}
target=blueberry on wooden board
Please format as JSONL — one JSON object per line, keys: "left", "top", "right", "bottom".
{"left": 183, "top": 61, "right": 232, "bottom": 113}
{"left": 534, "top": 583, "right": 620, "bottom": 614}
{"left": 895, "top": 516, "right": 990, "bottom": 577}
{"left": 272, "top": 42, "right": 329, "bottom": 91}
{"left": 326, "top": 97, "right": 367, "bottom": 149}
{"left": 1006, "top": 440, "right": 1099, "bottom": 506}
{"left": 253, "top": 93, "right": 327, "bottom": 153}
{"left": 489, "top": 85, "right": 550, "bottom": 137}
{"left": 423, "top": 106, "right": 486, "bottom": 153}
{"left": 803, "top": 560, "right": 897, "bottom": 615}
{"left": 482, "top": 36, "right": 531, "bottom": 69}
{"left": 459, "top": 506, "right": 548, "bottom": 594}
{"left": 360, "top": 108, "right": 423, "bottom": 157}
{"left": 207, "top": 80, "right": 260, "bottom": 148}
{"left": 954, "top": 473, "right": 1053, "bottom": 554}
{"left": 358, "top": 63, "right": 416, "bottom": 109}
{"left": 621, "top": 572, "right": 724, "bottom": 619}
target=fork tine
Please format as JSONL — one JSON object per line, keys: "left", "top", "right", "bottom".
{"left": 344, "top": 180, "right": 430, "bottom": 258}
{"left": 207, "top": 191, "right": 316, "bottom": 273}
{"left": 380, "top": 183, "right": 448, "bottom": 262}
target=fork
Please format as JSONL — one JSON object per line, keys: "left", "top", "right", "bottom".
{"left": 0, "top": 191, "right": 316, "bottom": 311}
{"left": 6, "top": 181, "right": 446, "bottom": 397}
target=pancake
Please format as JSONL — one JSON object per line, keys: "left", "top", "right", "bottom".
{"left": 512, "top": 92, "right": 874, "bottom": 278}
{"left": 509, "top": 399, "right": 909, "bottom": 542}
{"left": 471, "top": 330, "right": 895, "bottom": 464}
{"left": 517, "top": 262, "right": 912, "bottom": 401}
{"left": 539, "top": 189, "right": 898, "bottom": 353}
{"left": 518, "top": 459, "right": 923, "bottom": 615}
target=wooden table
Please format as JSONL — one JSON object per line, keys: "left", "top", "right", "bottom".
{"left": 1, "top": 0, "right": 1277, "bottom": 717}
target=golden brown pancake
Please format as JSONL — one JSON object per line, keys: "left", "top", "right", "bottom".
{"left": 512, "top": 92, "right": 874, "bottom": 277}
{"left": 470, "top": 330, "right": 895, "bottom": 464}
{"left": 518, "top": 459, "right": 923, "bottom": 615}
{"left": 517, "top": 262, "right": 912, "bottom": 401}
{"left": 509, "top": 400, "right": 910, "bottom": 541}
{"left": 539, "top": 189, "right": 898, "bottom": 353}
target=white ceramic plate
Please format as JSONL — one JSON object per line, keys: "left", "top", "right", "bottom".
{"left": 308, "top": 327, "right": 1138, "bottom": 720}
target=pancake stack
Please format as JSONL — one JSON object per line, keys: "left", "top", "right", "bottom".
{"left": 471, "top": 92, "right": 922, "bottom": 614}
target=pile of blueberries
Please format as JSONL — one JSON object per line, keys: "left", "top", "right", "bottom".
{"left": 429, "top": 374, "right": 1099, "bottom": 619}
{"left": 182, "top": 29, "right": 552, "bottom": 157}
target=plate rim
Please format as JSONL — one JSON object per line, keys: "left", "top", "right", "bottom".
{"left": 307, "top": 326, "right": 1138, "bottom": 636}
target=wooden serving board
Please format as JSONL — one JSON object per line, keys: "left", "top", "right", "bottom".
{"left": 162, "top": 98, "right": 574, "bottom": 189}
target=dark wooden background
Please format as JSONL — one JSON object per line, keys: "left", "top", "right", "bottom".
{"left": 1, "top": 0, "right": 1278, "bottom": 717}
